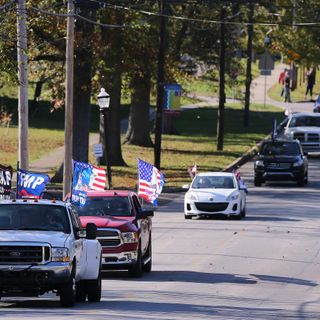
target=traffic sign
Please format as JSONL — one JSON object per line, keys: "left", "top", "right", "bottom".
{"left": 93, "top": 144, "right": 103, "bottom": 158}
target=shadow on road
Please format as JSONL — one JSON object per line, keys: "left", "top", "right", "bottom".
{"left": 250, "top": 274, "right": 317, "bottom": 287}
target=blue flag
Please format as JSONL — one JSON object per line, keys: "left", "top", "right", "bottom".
{"left": 17, "top": 169, "right": 50, "bottom": 199}
{"left": 71, "top": 161, "right": 94, "bottom": 207}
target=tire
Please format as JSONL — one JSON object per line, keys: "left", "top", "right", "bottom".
{"left": 184, "top": 214, "right": 192, "bottom": 220}
{"left": 297, "top": 176, "right": 305, "bottom": 186}
{"left": 128, "top": 245, "right": 143, "bottom": 278}
{"left": 304, "top": 172, "right": 308, "bottom": 184}
{"left": 60, "top": 274, "right": 75, "bottom": 307}
{"left": 87, "top": 270, "right": 102, "bottom": 302}
{"left": 75, "top": 281, "right": 87, "bottom": 302}
{"left": 142, "top": 238, "right": 152, "bottom": 273}
{"left": 254, "top": 177, "right": 262, "bottom": 187}
{"left": 240, "top": 207, "right": 246, "bottom": 218}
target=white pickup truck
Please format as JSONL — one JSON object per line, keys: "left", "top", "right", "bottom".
{"left": 0, "top": 199, "right": 102, "bottom": 307}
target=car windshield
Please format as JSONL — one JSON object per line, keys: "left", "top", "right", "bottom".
{"left": 260, "top": 142, "right": 300, "bottom": 156}
{"left": 0, "top": 204, "right": 70, "bottom": 233}
{"left": 75, "top": 196, "right": 132, "bottom": 217}
{"left": 192, "top": 176, "right": 235, "bottom": 189}
{"left": 289, "top": 116, "right": 320, "bottom": 127}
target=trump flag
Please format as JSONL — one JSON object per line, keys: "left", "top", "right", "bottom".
{"left": 17, "top": 169, "right": 50, "bottom": 199}
{"left": 138, "top": 159, "right": 165, "bottom": 206}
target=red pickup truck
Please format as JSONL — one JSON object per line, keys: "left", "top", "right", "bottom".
{"left": 74, "top": 190, "right": 153, "bottom": 277}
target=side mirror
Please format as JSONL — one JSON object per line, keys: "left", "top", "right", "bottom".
{"left": 182, "top": 184, "right": 190, "bottom": 190}
{"left": 86, "top": 222, "right": 97, "bottom": 240}
{"left": 136, "top": 209, "right": 154, "bottom": 220}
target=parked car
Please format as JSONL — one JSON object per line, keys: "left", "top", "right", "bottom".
{"left": 0, "top": 199, "right": 102, "bottom": 307}
{"left": 283, "top": 112, "right": 320, "bottom": 154}
{"left": 254, "top": 139, "right": 308, "bottom": 186}
{"left": 184, "top": 172, "right": 247, "bottom": 219}
{"left": 72, "top": 190, "right": 153, "bottom": 278}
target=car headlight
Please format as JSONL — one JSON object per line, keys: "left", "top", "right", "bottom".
{"left": 255, "top": 160, "right": 264, "bottom": 167}
{"left": 293, "top": 159, "right": 304, "bottom": 167}
{"left": 121, "top": 232, "right": 139, "bottom": 244}
{"left": 185, "top": 192, "right": 197, "bottom": 201}
{"left": 226, "top": 192, "right": 239, "bottom": 201}
{"left": 52, "top": 247, "right": 70, "bottom": 262}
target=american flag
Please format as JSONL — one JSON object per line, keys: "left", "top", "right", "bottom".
{"left": 90, "top": 166, "right": 107, "bottom": 191}
{"left": 138, "top": 159, "right": 165, "bottom": 206}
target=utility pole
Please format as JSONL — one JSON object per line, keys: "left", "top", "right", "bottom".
{"left": 154, "top": 0, "right": 166, "bottom": 169}
{"left": 17, "top": 0, "right": 29, "bottom": 170}
{"left": 244, "top": 1, "right": 254, "bottom": 127}
{"left": 216, "top": 7, "right": 226, "bottom": 151}
{"left": 63, "top": 0, "right": 75, "bottom": 198}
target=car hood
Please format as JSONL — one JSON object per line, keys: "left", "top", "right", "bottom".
{"left": 259, "top": 155, "right": 299, "bottom": 162}
{"left": 0, "top": 230, "right": 69, "bottom": 247}
{"left": 187, "top": 189, "right": 236, "bottom": 201}
{"left": 79, "top": 216, "right": 137, "bottom": 232}
{"left": 286, "top": 126, "right": 320, "bottom": 133}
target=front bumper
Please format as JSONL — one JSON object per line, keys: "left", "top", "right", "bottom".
{"left": 0, "top": 262, "right": 72, "bottom": 293}
{"left": 101, "top": 250, "right": 138, "bottom": 269}
{"left": 255, "top": 167, "right": 304, "bottom": 181}
{"left": 184, "top": 199, "right": 241, "bottom": 216}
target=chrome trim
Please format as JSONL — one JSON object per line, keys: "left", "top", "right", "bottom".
{"left": 102, "top": 250, "right": 138, "bottom": 265}
{"left": 97, "top": 228, "right": 122, "bottom": 248}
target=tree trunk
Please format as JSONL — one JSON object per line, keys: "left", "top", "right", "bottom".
{"left": 125, "top": 73, "right": 153, "bottom": 147}
{"left": 99, "top": 71, "right": 126, "bottom": 166}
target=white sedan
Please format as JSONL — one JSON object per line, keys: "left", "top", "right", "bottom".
{"left": 184, "top": 172, "right": 247, "bottom": 219}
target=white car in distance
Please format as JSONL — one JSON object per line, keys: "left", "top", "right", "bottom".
{"left": 184, "top": 172, "right": 247, "bottom": 219}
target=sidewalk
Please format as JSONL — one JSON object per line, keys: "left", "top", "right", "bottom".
{"left": 250, "top": 63, "right": 314, "bottom": 113}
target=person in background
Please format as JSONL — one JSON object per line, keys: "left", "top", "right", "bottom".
{"left": 278, "top": 68, "right": 287, "bottom": 97}
{"left": 284, "top": 71, "right": 291, "bottom": 103}
{"left": 305, "top": 67, "right": 315, "bottom": 100}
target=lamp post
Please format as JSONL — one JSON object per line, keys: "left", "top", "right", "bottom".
{"left": 97, "top": 88, "right": 112, "bottom": 189}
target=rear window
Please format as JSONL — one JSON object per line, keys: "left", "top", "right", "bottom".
{"left": 260, "top": 142, "right": 300, "bottom": 156}
{"left": 0, "top": 204, "right": 70, "bottom": 233}
{"left": 75, "top": 196, "right": 133, "bottom": 217}
{"left": 289, "top": 116, "right": 320, "bottom": 127}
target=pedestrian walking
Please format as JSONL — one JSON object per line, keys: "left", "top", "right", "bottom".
{"left": 278, "top": 68, "right": 287, "bottom": 98}
{"left": 284, "top": 71, "right": 291, "bottom": 103}
{"left": 305, "top": 67, "right": 315, "bottom": 100}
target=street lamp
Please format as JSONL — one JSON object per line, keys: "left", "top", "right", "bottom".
{"left": 97, "top": 88, "right": 112, "bottom": 189}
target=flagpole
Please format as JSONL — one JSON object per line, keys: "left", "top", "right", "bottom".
{"left": 16, "top": 161, "right": 19, "bottom": 199}
{"left": 69, "top": 159, "right": 75, "bottom": 202}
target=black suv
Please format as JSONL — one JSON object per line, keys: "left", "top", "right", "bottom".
{"left": 254, "top": 139, "right": 308, "bottom": 187}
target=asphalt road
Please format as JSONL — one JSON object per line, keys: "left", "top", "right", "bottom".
{"left": 1, "top": 158, "right": 320, "bottom": 319}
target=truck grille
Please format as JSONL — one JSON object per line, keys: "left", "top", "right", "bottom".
{"left": 195, "top": 202, "right": 228, "bottom": 212}
{"left": 293, "top": 133, "right": 305, "bottom": 141}
{"left": 307, "top": 133, "right": 320, "bottom": 142}
{"left": 0, "top": 245, "right": 50, "bottom": 264}
{"left": 97, "top": 228, "right": 121, "bottom": 248}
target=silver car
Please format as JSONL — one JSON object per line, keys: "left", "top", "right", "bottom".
{"left": 283, "top": 113, "right": 320, "bottom": 153}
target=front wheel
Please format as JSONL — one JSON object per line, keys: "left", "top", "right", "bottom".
{"left": 75, "top": 280, "right": 87, "bottom": 302}
{"left": 87, "top": 270, "right": 102, "bottom": 302}
{"left": 184, "top": 214, "right": 192, "bottom": 220}
{"left": 254, "top": 177, "right": 262, "bottom": 187}
{"left": 60, "top": 275, "right": 75, "bottom": 307}
{"left": 297, "top": 176, "right": 305, "bottom": 186}
{"left": 128, "top": 245, "right": 142, "bottom": 278}
{"left": 142, "top": 238, "right": 152, "bottom": 273}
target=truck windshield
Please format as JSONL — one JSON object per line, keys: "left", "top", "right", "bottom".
{"left": 289, "top": 116, "right": 320, "bottom": 127}
{"left": 76, "top": 196, "right": 132, "bottom": 217}
{"left": 260, "top": 142, "right": 300, "bottom": 156}
{"left": 0, "top": 204, "right": 70, "bottom": 233}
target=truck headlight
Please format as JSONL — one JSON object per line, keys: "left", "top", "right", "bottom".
{"left": 185, "top": 192, "right": 197, "bottom": 200}
{"left": 227, "top": 192, "right": 239, "bottom": 201}
{"left": 121, "top": 232, "right": 139, "bottom": 244}
{"left": 293, "top": 159, "right": 304, "bottom": 167}
{"left": 52, "top": 247, "right": 70, "bottom": 262}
